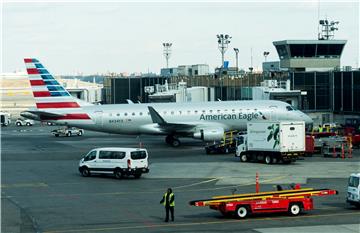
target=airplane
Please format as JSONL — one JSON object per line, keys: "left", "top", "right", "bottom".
{"left": 21, "top": 58, "right": 313, "bottom": 147}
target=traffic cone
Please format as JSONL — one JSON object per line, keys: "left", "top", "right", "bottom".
{"left": 348, "top": 141, "right": 352, "bottom": 158}
{"left": 256, "top": 172, "right": 260, "bottom": 193}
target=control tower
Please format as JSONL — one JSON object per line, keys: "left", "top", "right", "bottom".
{"left": 273, "top": 39, "right": 346, "bottom": 71}
{"left": 273, "top": 18, "right": 346, "bottom": 71}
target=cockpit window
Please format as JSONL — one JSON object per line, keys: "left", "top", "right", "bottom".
{"left": 286, "top": 106, "right": 294, "bottom": 111}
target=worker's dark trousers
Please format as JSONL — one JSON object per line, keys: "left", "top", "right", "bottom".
{"left": 165, "top": 206, "right": 174, "bottom": 221}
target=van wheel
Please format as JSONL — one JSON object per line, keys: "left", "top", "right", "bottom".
{"left": 265, "top": 155, "right": 272, "bottom": 164}
{"left": 236, "top": 206, "right": 249, "bottom": 218}
{"left": 134, "top": 173, "right": 142, "bottom": 179}
{"left": 289, "top": 203, "right": 301, "bottom": 216}
{"left": 240, "top": 153, "right": 248, "bottom": 162}
{"left": 114, "top": 169, "right": 123, "bottom": 179}
{"left": 81, "top": 167, "right": 90, "bottom": 177}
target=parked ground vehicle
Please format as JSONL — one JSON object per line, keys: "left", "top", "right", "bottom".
{"left": 15, "top": 118, "right": 34, "bottom": 126}
{"left": 347, "top": 173, "right": 360, "bottom": 208}
{"left": 205, "top": 131, "right": 240, "bottom": 154}
{"left": 0, "top": 112, "right": 11, "bottom": 126}
{"left": 190, "top": 187, "right": 338, "bottom": 218}
{"left": 52, "top": 127, "right": 84, "bottom": 137}
{"left": 305, "top": 135, "right": 315, "bottom": 156}
{"left": 311, "top": 132, "right": 337, "bottom": 152}
{"left": 235, "top": 121, "right": 305, "bottom": 164}
{"left": 79, "top": 147, "right": 149, "bottom": 179}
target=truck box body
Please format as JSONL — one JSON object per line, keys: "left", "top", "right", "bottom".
{"left": 247, "top": 121, "right": 305, "bottom": 153}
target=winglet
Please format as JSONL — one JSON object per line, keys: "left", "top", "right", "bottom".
{"left": 148, "top": 106, "right": 166, "bottom": 124}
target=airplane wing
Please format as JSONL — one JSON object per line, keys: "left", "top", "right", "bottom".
{"left": 148, "top": 106, "right": 196, "bottom": 133}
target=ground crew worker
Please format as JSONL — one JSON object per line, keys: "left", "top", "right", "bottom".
{"left": 318, "top": 125, "right": 323, "bottom": 133}
{"left": 160, "top": 188, "right": 175, "bottom": 222}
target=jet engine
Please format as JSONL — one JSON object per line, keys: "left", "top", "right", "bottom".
{"left": 193, "top": 128, "right": 224, "bottom": 141}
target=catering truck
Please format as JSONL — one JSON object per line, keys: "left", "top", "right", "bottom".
{"left": 235, "top": 121, "right": 305, "bottom": 164}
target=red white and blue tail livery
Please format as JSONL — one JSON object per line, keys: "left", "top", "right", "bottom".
{"left": 23, "top": 58, "right": 93, "bottom": 124}
{"left": 21, "top": 58, "right": 312, "bottom": 147}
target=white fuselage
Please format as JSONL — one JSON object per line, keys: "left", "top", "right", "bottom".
{"left": 49, "top": 100, "right": 312, "bottom": 136}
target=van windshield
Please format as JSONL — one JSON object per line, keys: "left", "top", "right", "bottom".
{"left": 84, "top": 151, "right": 96, "bottom": 161}
{"left": 349, "top": 176, "right": 359, "bottom": 188}
{"left": 131, "top": 151, "right": 147, "bottom": 160}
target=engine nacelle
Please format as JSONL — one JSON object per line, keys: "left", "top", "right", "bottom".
{"left": 193, "top": 128, "right": 224, "bottom": 141}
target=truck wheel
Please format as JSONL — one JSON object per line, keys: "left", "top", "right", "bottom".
{"left": 81, "top": 167, "right": 90, "bottom": 177}
{"left": 236, "top": 206, "right": 248, "bottom": 218}
{"left": 67, "top": 132, "right": 71, "bottom": 137}
{"left": 240, "top": 153, "right": 248, "bottom": 162}
{"left": 265, "top": 155, "right": 272, "bottom": 164}
{"left": 114, "top": 169, "right": 123, "bottom": 179}
{"left": 288, "top": 203, "right": 301, "bottom": 216}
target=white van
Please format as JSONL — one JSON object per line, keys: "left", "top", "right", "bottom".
{"left": 79, "top": 147, "right": 149, "bottom": 179}
{"left": 347, "top": 173, "right": 360, "bottom": 207}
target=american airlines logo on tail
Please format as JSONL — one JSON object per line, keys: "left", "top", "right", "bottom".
{"left": 24, "top": 58, "right": 91, "bottom": 120}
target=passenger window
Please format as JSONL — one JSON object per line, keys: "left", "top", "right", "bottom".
{"left": 187, "top": 110, "right": 191, "bottom": 114}
{"left": 217, "top": 110, "right": 221, "bottom": 113}
{"left": 210, "top": 110, "right": 213, "bottom": 113}
{"left": 84, "top": 151, "right": 96, "bottom": 161}
{"left": 113, "top": 151, "right": 126, "bottom": 159}
{"left": 179, "top": 111, "right": 182, "bottom": 114}
{"left": 195, "top": 110, "right": 198, "bottom": 114}
{"left": 99, "top": 151, "right": 112, "bottom": 159}
{"left": 132, "top": 112, "right": 135, "bottom": 116}
{"left": 131, "top": 150, "right": 147, "bottom": 160}
{"left": 124, "top": 113, "right": 128, "bottom": 116}
{"left": 139, "top": 112, "right": 143, "bottom": 116}
{"left": 171, "top": 111, "right": 174, "bottom": 115}
{"left": 116, "top": 113, "right": 120, "bottom": 116}
{"left": 202, "top": 110, "right": 206, "bottom": 113}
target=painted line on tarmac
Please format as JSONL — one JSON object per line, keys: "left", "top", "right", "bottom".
{"left": 1, "top": 182, "right": 48, "bottom": 188}
{"left": 43, "top": 211, "right": 360, "bottom": 233}
{"left": 172, "top": 177, "right": 221, "bottom": 189}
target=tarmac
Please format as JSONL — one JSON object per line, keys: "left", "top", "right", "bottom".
{"left": 1, "top": 124, "right": 360, "bottom": 233}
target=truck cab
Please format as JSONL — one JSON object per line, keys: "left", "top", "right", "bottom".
{"left": 235, "top": 135, "right": 247, "bottom": 161}
{"left": 347, "top": 173, "right": 360, "bottom": 207}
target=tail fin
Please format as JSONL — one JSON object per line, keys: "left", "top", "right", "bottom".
{"left": 24, "top": 58, "right": 91, "bottom": 109}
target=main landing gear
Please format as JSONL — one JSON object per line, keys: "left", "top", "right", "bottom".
{"left": 165, "top": 135, "right": 181, "bottom": 147}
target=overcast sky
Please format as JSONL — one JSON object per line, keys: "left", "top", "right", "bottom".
{"left": 2, "top": 1, "right": 359, "bottom": 75}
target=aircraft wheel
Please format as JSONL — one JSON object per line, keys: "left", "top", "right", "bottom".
{"left": 165, "top": 135, "right": 173, "bottom": 144}
{"left": 171, "top": 139, "right": 181, "bottom": 147}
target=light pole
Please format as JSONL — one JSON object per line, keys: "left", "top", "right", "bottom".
{"left": 263, "top": 51, "right": 270, "bottom": 62}
{"left": 163, "top": 42, "right": 172, "bottom": 68}
{"left": 233, "top": 48, "right": 239, "bottom": 76}
{"left": 248, "top": 67, "right": 253, "bottom": 100}
{"left": 217, "top": 34, "right": 231, "bottom": 68}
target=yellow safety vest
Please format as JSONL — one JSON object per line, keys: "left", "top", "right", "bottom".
{"left": 163, "top": 192, "right": 175, "bottom": 207}
{"left": 319, "top": 127, "right": 323, "bottom": 133}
